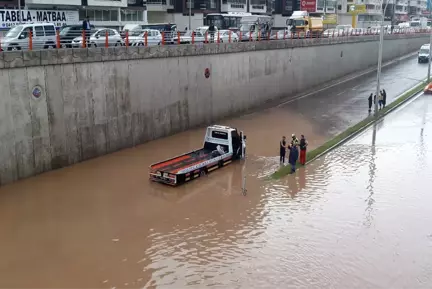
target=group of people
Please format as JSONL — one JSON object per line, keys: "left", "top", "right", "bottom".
{"left": 368, "top": 89, "right": 387, "bottom": 112}
{"left": 279, "top": 134, "right": 308, "bottom": 173}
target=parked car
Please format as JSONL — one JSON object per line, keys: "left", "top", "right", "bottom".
{"left": 129, "top": 29, "right": 162, "bottom": 46}
{"left": 174, "top": 30, "right": 204, "bottom": 44}
{"left": 322, "top": 29, "right": 340, "bottom": 38}
{"left": 270, "top": 28, "right": 290, "bottom": 40}
{"left": 59, "top": 24, "right": 95, "bottom": 48}
{"left": 71, "top": 28, "right": 123, "bottom": 48}
{"left": 218, "top": 30, "right": 239, "bottom": 42}
{"left": 0, "top": 23, "right": 56, "bottom": 51}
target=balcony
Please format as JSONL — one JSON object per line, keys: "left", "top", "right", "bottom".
{"left": 249, "top": 0, "right": 266, "bottom": 13}
{"left": 147, "top": 0, "right": 174, "bottom": 11}
{"left": 221, "top": 0, "right": 247, "bottom": 12}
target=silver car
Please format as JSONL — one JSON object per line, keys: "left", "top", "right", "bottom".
{"left": 71, "top": 28, "right": 123, "bottom": 48}
{"left": 1, "top": 23, "right": 57, "bottom": 51}
{"left": 129, "top": 29, "right": 162, "bottom": 46}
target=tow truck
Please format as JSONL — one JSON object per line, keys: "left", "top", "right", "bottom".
{"left": 149, "top": 125, "right": 246, "bottom": 186}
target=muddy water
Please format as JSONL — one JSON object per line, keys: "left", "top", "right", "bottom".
{"left": 0, "top": 58, "right": 431, "bottom": 288}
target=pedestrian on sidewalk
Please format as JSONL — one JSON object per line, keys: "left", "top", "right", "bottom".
{"left": 368, "top": 93, "right": 373, "bottom": 112}
{"left": 280, "top": 136, "right": 287, "bottom": 164}
{"left": 299, "top": 135, "right": 308, "bottom": 165}
{"left": 382, "top": 89, "right": 387, "bottom": 108}
{"left": 289, "top": 144, "right": 299, "bottom": 174}
{"left": 374, "top": 94, "right": 377, "bottom": 106}
{"left": 378, "top": 92, "right": 383, "bottom": 110}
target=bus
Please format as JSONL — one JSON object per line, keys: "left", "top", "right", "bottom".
{"left": 204, "top": 12, "right": 252, "bottom": 30}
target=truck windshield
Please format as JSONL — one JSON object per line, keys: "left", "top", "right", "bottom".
{"left": 420, "top": 48, "right": 429, "bottom": 54}
{"left": 288, "top": 19, "right": 305, "bottom": 26}
{"left": 240, "top": 23, "right": 254, "bottom": 32}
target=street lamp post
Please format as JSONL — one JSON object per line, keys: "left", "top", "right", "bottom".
{"left": 428, "top": 27, "right": 432, "bottom": 81}
{"left": 374, "top": 0, "right": 390, "bottom": 116}
{"left": 188, "top": 0, "right": 192, "bottom": 31}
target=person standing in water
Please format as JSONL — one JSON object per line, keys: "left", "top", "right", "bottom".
{"left": 289, "top": 144, "right": 299, "bottom": 173}
{"left": 382, "top": 89, "right": 387, "bottom": 108}
{"left": 280, "top": 136, "right": 287, "bottom": 164}
{"left": 299, "top": 135, "right": 308, "bottom": 165}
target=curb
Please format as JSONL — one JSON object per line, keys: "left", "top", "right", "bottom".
{"left": 271, "top": 80, "right": 427, "bottom": 179}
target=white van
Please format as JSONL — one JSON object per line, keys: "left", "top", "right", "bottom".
{"left": 418, "top": 44, "right": 430, "bottom": 63}
{"left": 0, "top": 23, "right": 57, "bottom": 51}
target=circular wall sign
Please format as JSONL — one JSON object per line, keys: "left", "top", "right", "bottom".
{"left": 32, "top": 86, "right": 42, "bottom": 99}
{"left": 204, "top": 68, "right": 210, "bottom": 78}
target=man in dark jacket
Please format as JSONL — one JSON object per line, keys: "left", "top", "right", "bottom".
{"left": 82, "top": 16, "right": 91, "bottom": 47}
{"left": 382, "top": 89, "right": 387, "bottom": 108}
{"left": 289, "top": 145, "right": 299, "bottom": 173}
{"left": 208, "top": 25, "right": 216, "bottom": 43}
{"left": 368, "top": 93, "right": 373, "bottom": 112}
{"left": 280, "top": 136, "right": 287, "bottom": 164}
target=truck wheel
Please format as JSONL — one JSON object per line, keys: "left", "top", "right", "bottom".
{"left": 200, "top": 170, "right": 207, "bottom": 177}
{"left": 218, "top": 160, "right": 224, "bottom": 168}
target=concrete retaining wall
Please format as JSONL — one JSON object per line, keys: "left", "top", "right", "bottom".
{"left": 0, "top": 34, "right": 428, "bottom": 185}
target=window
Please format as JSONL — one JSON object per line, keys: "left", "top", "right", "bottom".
{"left": 35, "top": 26, "right": 44, "bottom": 37}
{"left": 108, "top": 29, "right": 115, "bottom": 36}
{"left": 211, "top": 131, "right": 228, "bottom": 140}
{"left": 44, "top": 25, "right": 55, "bottom": 36}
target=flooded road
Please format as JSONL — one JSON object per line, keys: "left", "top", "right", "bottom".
{"left": 0, "top": 56, "right": 431, "bottom": 288}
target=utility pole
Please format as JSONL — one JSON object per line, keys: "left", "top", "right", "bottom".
{"left": 428, "top": 19, "right": 432, "bottom": 81}
{"left": 188, "top": 0, "right": 192, "bottom": 30}
{"left": 18, "top": 0, "right": 22, "bottom": 24}
{"left": 374, "top": 0, "right": 390, "bottom": 116}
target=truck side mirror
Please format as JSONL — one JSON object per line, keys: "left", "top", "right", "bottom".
{"left": 243, "top": 135, "right": 247, "bottom": 140}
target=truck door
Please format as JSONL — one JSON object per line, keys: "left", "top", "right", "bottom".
{"left": 231, "top": 131, "right": 242, "bottom": 159}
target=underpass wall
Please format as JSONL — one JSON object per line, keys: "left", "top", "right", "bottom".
{"left": 0, "top": 34, "right": 427, "bottom": 185}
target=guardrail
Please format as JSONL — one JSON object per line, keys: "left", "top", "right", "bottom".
{"left": 0, "top": 28, "right": 430, "bottom": 52}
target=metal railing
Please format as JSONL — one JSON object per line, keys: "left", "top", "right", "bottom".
{"left": 0, "top": 27, "right": 429, "bottom": 52}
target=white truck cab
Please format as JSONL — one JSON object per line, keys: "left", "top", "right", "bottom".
{"left": 150, "top": 125, "right": 246, "bottom": 186}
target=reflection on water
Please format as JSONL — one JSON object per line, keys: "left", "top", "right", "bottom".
{"left": 1, "top": 95, "right": 432, "bottom": 288}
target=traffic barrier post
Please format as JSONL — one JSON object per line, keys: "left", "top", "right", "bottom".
{"left": 192, "top": 31, "right": 195, "bottom": 44}
{"left": 56, "top": 29, "right": 60, "bottom": 49}
{"left": 228, "top": 30, "right": 231, "bottom": 43}
{"left": 205, "top": 31, "right": 208, "bottom": 43}
{"left": 105, "top": 30, "right": 109, "bottom": 48}
{"left": 161, "top": 32, "right": 165, "bottom": 45}
{"left": 275, "top": 30, "right": 278, "bottom": 40}
{"left": 29, "top": 30, "right": 33, "bottom": 50}
{"left": 297, "top": 32, "right": 299, "bottom": 39}
{"left": 249, "top": 32, "right": 252, "bottom": 42}
{"left": 332, "top": 30, "right": 334, "bottom": 37}
{"left": 268, "top": 31, "right": 271, "bottom": 40}
{"left": 239, "top": 31, "right": 242, "bottom": 42}
{"left": 177, "top": 31, "right": 181, "bottom": 45}
{"left": 125, "top": 30, "right": 129, "bottom": 47}
{"left": 217, "top": 30, "right": 220, "bottom": 43}
{"left": 144, "top": 31, "right": 148, "bottom": 46}
{"left": 284, "top": 30, "right": 286, "bottom": 40}
{"left": 82, "top": 30, "right": 86, "bottom": 48}
{"left": 258, "top": 30, "right": 261, "bottom": 41}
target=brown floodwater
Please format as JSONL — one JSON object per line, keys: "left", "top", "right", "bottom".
{"left": 0, "top": 58, "right": 431, "bottom": 288}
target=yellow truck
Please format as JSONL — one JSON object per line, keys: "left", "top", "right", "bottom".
{"left": 286, "top": 11, "right": 323, "bottom": 38}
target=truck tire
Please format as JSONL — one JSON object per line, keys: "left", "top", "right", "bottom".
{"left": 200, "top": 170, "right": 207, "bottom": 177}
{"left": 218, "top": 160, "right": 224, "bottom": 168}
